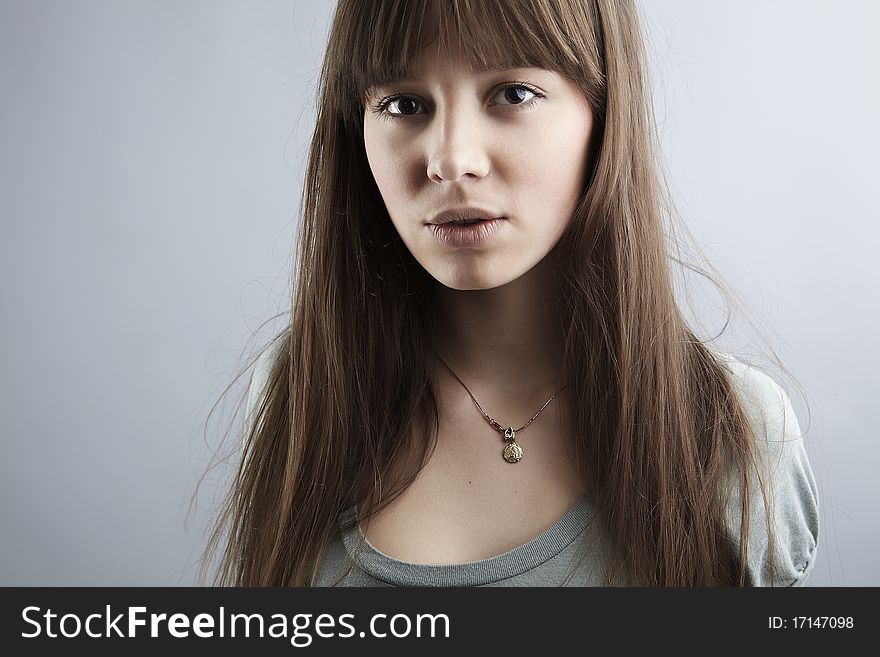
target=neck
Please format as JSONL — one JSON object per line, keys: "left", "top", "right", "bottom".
{"left": 432, "top": 249, "right": 568, "bottom": 403}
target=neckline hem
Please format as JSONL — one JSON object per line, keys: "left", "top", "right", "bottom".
{"left": 338, "top": 495, "right": 595, "bottom": 586}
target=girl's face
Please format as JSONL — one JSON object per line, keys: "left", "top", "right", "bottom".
{"left": 363, "top": 40, "right": 594, "bottom": 291}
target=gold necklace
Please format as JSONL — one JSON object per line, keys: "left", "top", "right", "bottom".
{"left": 436, "top": 355, "right": 568, "bottom": 464}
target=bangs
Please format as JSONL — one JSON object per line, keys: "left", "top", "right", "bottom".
{"left": 343, "top": 0, "right": 592, "bottom": 105}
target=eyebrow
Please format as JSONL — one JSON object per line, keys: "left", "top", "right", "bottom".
{"left": 372, "top": 65, "right": 540, "bottom": 89}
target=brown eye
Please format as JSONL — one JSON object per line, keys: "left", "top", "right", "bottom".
{"left": 372, "top": 82, "right": 545, "bottom": 122}
{"left": 389, "top": 97, "right": 420, "bottom": 115}
{"left": 372, "top": 94, "right": 425, "bottom": 121}
{"left": 496, "top": 84, "right": 543, "bottom": 105}
{"left": 500, "top": 86, "right": 533, "bottom": 105}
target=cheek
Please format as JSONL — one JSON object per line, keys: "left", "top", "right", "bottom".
{"left": 512, "top": 112, "right": 591, "bottom": 241}
{"left": 363, "top": 123, "right": 413, "bottom": 205}
{"left": 530, "top": 112, "right": 591, "bottom": 200}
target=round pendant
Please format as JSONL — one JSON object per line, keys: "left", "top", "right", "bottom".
{"left": 503, "top": 441, "right": 523, "bottom": 463}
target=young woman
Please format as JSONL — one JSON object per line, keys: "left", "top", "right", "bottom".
{"left": 204, "top": 0, "right": 819, "bottom": 587}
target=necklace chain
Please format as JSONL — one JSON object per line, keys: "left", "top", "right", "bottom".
{"left": 436, "top": 354, "right": 568, "bottom": 463}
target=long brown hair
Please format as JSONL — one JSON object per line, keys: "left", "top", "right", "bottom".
{"left": 199, "top": 0, "right": 805, "bottom": 586}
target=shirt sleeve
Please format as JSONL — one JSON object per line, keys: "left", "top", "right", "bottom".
{"left": 244, "top": 340, "right": 282, "bottom": 444}
{"left": 715, "top": 352, "right": 820, "bottom": 586}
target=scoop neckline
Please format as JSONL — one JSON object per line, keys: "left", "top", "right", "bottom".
{"left": 338, "top": 495, "right": 595, "bottom": 586}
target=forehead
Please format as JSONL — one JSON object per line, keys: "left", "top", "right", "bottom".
{"left": 353, "top": 4, "right": 555, "bottom": 100}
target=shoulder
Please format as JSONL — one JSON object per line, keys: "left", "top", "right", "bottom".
{"left": 707, "top": 349, "right": 820, "bottom": 586}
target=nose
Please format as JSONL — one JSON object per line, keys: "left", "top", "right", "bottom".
{"left": 425, "top": 100, "right": 491, "bottom": 184}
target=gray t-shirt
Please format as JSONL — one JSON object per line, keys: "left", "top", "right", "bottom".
{"left": 246, "top": 346, "right": 819, "bottom": 587}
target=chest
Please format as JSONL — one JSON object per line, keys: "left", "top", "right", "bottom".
{"left": 359, "top": 420, "right": 586, "bottom": 564}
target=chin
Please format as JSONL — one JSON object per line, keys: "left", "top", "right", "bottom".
{"left": 441, "top": 281, "right": 498, "bottom": 292}
{"left": 431, "top": 268, "right": 516, "bottom": 292}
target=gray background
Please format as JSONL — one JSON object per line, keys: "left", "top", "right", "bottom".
{"left": 0, "top": 1, "right": 875, "bottom": 585}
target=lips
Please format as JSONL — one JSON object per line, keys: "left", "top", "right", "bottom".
{"left": 426, "top": 216, "right": 506, "bottom": 247}
{"left": 427, "top": 206, "right": 504, "bottom": 225}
